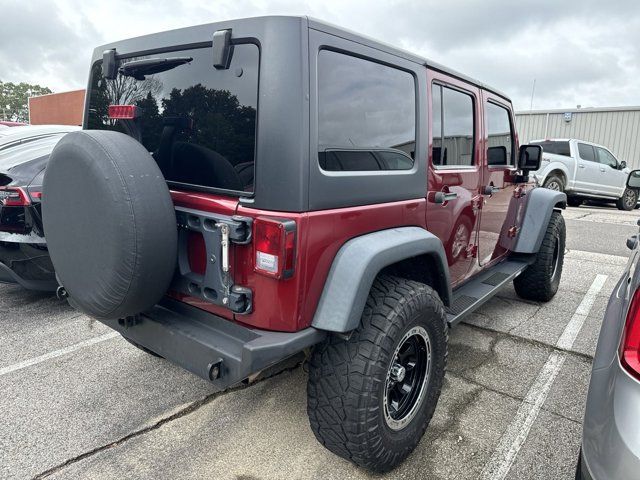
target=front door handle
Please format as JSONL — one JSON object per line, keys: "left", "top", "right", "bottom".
{"left": 600, "top": 168, "right": 606, "bottom": 172}
{"left": 434, "top": 191, "right": 458, "bottom": 204}
{"left": 578, "top": 164, "right": 585, "bottom": 168}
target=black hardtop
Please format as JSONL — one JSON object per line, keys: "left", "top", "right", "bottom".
{"left": 90, "top": 15, "right": 510, "bottom": 103}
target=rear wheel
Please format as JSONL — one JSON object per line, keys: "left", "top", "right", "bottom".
{"left": 307, "top": 275, "right": 447, "bottom": 472}
{"left": 543, "top": 174, "right": 564, "bottom": 192}
{"left": 616, "top": 188, "right": 637, "bottom": 211}
{"left": 514, "top": 211, "right": 565, "bottom": 302}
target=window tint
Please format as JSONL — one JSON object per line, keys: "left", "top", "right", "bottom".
{"left": 317, "top": 50, "right": 415, "bottom": 171}
{"left": 531, "top": 140, "right": 571, "bottom": 157}
{"left": 432, "top": 84, "right": 474, "bottom": 167}
{"left": 596, "top": 147, "right": 618, "bottom": 168}
{"left": 486, "top": 102, "right": 513, "bottom": 166}
{"left": 87, "top": 44, "right": 259, "bottom": 192}
{"left": 578, "top": 143, "right": 596, "bottom": 162}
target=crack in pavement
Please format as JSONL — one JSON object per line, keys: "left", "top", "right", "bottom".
{"left": 31, "top": 363, "right": 302, "bottom": 479}
{"left": 461, "top": 321, "right": 595, "bottom": 362}
{"left": 447, "top": 372, "right": 583, "bottom": 427}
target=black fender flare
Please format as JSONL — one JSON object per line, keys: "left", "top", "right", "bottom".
{"left": 311, "top": 227, "right": 451, "bottom": 333}
{"left": 513, "top": 187, "right": 567, "bottom": 254}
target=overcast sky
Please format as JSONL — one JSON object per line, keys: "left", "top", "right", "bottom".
{"left": 1, "top": 0, "right": 639, "bottom": 111}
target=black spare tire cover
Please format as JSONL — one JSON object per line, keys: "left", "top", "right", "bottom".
{"left": 42, "top": 130, "right": 177, "bottom": 320}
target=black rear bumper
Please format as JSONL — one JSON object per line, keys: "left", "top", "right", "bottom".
{"left": 103, "top": 298, "right": 326, "bottom": 389}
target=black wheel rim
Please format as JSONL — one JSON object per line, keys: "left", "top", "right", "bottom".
{"left": 383, "top": 326, "right": 431, "bottom": 431}
{"left": 624, "top": 189, "right": 636, "bottom": 209}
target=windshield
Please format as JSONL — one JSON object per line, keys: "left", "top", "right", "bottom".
{"left": 86, "top": 44, "right": 259, "bottom": 193}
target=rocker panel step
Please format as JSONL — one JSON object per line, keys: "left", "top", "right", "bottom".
{"left": 446, "top": 259, "right": 531, "bottom": 326}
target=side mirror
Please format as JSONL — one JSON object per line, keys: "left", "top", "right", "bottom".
{"left": 518, "top": 144, "right": 542, "bottom": 171}
{"left": 620, "top": 160, "right": 627, "bottom": 170}
{"left": 627, "top": 170, "right": 640, "bottom": 189}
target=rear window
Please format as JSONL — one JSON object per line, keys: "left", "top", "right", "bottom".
{"left": 531, "top": 140, "right": 571, "bottom": 157}
{"left": 317, "top": 50, "right": 416, "bottom": 172}
{"left": 86, "top": 44, "right": 259, "bottom": 193}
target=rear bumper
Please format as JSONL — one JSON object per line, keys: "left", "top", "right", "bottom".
{"left": 102, "top": 297, "right": 326, "bottom": 389}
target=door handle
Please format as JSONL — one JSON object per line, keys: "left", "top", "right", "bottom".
{"left": 434, "top": 191, "right": 458, "bottom": 204}
{"left": 600, "top": 168, "right": 606, "bottom": 172}
{"left": 578, "top": 164, "right": 585, "bottom": 168}
{"left": 482, "top": 185, "right": 500, "bottom": 195}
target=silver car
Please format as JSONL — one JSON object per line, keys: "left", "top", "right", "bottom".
{"left": 578, "top": 170, "right": 640, "bottom": 479}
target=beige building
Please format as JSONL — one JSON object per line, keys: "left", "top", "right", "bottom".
{"left": 516, "top": 106, "right": 640, "bottom": 169}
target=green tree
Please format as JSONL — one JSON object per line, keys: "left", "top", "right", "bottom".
{"left": 0, "top": 80, "right": 53, "bottom": 122}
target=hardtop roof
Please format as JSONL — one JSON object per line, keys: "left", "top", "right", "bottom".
{"left": 92, "top": 15, "right": 511, "bottom": 103}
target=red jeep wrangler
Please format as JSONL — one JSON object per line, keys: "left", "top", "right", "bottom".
{"left": 41, "top": 16, "right": 566, "bottom": 472}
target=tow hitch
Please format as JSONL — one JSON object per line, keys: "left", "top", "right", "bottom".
{"left": 173, "top": 207, "right": 253, "bottom": 314}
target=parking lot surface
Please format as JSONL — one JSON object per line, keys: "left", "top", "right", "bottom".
{"left": 1, "top": 205, "right": 636, "bottom": 480}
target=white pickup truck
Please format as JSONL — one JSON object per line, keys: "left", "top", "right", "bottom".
{"left": 531, "top": 138, "right": 637, "bottom": 210}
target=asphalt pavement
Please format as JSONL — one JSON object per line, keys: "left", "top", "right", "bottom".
{"left": 1, "top": 204, "right": 637, "bottom": 480}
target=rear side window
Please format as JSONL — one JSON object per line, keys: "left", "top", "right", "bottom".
{"left": 578, "top": 143, "right": 596, "bottom": 162}
{"left": 317, "top": 50, "right": 416, "bottom": 171}
{"left": 87, "top": 44, "right": 259, "bottom": 193}
{"left": 486, "top": 102, "right": 514, "bottom": 166}
{"left": 531, "top": 140, "right": 571, "bottom": 157}
{"left": 432, "top": 84, "right": 475, "bottom": 168}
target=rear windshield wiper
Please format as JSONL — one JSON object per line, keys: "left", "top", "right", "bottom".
{"left": 118, "top": 57, "right": 193, "bottom": 80}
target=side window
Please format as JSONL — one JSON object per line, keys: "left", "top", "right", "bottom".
{"left": 486, "top": 102, "right": 514, "bottom": 166}
{"left": 596, "top": 147, "right": 618, "bottom": 168}
{"left": 578, "top": 143, "right": 596, "bottom": 162}
{"left": 317, "top": 50, "right": 416, "bottom": 172}
{"left": 432, "top": 84, "right": 474, "bottom": 168}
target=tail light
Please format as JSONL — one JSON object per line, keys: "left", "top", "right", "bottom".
{"left": 108, "top": 105, "right": 139, "bottom": 120}
{"left": 621, "top": 288, "right": 640, "bottom": 381}
{"left": 254, "top": 217, "right": 296, "bottom": 279}
{"left": 0, "top": 187, "right": 30, "bottom": 206}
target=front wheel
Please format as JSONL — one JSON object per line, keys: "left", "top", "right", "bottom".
{"left": 616, "top": 188, "right": 638, "bottom": 211}
{"left": 514, "top": 211, "right": 566, "bottom": 302}
{"left": 307, "top": 275, "right": 447, "bottom": 472}
{"left": 543, "top": 174, "right": 565, "bottom": 192}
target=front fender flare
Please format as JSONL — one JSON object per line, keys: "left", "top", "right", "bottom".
{"left": 513, "top": 187, "right": 566, "bottom": 254}
{"left": 311, "top": 227, "right": 450, "bottom": 333}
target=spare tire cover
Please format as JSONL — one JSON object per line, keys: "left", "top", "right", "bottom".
{"left": 42, "top": 130, "right": 177, "bottom": 320}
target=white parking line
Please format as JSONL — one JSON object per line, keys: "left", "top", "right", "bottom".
{"left": 480, "top": 274, "right": 608, "bottom": 480}
{"left": 0, "top": 331, "right": 119, "bottom": 377}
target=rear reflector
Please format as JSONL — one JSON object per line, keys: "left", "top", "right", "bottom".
{"left": 254, "top": 217, "right": 296, "bottom": 279}
{"left": 0, "top": 187, "right": 30, "bottom": 206}
{"left": 108, "top": 105, "right": 139, "bottom": 120}
{"left": 621, "top": 288, "right": 640, "bottom": 381}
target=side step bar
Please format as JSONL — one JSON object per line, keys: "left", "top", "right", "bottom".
{"left": 446, "top": 259, "right": 532, "bottom": 326}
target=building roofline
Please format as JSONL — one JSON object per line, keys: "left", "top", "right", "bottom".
{"left": 516, "top": 105, "right": 640, "bottom": 115}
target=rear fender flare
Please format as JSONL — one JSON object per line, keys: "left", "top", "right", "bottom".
{"left": 513, "top": 187, "right": 566, "bottom": 254}
{"left": 311, "top": 227, "right": 451, "bottom": 333}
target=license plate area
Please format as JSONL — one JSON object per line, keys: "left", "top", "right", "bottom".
{"left": 173, "top": 207, "right": 252, "bottom": 314}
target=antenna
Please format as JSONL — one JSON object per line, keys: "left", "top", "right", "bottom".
{"left": 529, "top": 78, "right": 536, "bottom": 110}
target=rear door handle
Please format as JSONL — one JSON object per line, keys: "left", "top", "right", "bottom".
{"left": 578, "top": 164, "right": 585, "bottom": 168}
{"left": 600, "top": 168, "right": 606, "bottom": 172}
{"left": 434, "top": 192, "right": 458, "bottom": 204}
